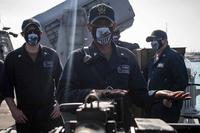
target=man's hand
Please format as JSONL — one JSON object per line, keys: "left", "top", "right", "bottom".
{"left": 5, "top": 98, "right": 28, "bottom": 123}
{"left": 86, "top": 89, "right": 128, "bottom": 103}
{"left": 95, "top": 89, "right": 128, "bottom": 99}
{"left": 51, "top": 102, "right": 61, "bottom": 119}
{"left": 11, "top": 107, "right": 28, "bottom": 123}
{"left": 155, "top": 90, "right": 191, "bottom": 100}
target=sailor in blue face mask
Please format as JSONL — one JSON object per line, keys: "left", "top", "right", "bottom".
{"left": 57, "top": 4, "right": 191, "bottom": 131}
{"left": 58, "top": 3, "right": 153, "bottom": 131}
{"left": 2, "top": 18, "right": 63, "bottom": 132}
{"left": 21, "top": 19, "right": 42, "bottom": 47}
{"left": 145, "top": 30, "right": 189, "bottom": 123}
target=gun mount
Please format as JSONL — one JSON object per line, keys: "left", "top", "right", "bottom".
{"left": 59, "top": 94, "right": 122, "bottom": 133}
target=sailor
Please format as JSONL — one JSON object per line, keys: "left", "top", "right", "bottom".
{"left": 57, "top": 3, "right": 149, "bottom": 131}
{"left": 2, "top": 18, "right": 63, "bottom": 132}
{"left": 145, "top": 29, "right": 189, "bottom": 122}
{"left": 56, "top": 3, "right": 190, "bottom": 131}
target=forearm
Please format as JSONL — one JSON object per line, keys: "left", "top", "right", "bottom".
{"left": 5, "top": 97, "right": 28, "bottom": 123}
{"left": 63, "top": 88, "right": 91, "bottom": 103}
{"left": 57, "top": 79, "right": 91, "bottom": 103}
{"left": 5, "top": 97, "right": 18, "bottom": 113}
{"left": 171, "top": 55, "right": 188, "bottom": 91}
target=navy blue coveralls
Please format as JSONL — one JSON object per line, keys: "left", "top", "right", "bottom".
{"left": 147, "top": 45, "right": 188, "bottom": 122}
{"left": 57, "top": 42, "right": 154, "bottom": 130}
{"left": 0, "top": 60, "right": 4, "bottom": 102}
{"left": 2, "top": 44, "right": 63, "bottom": 132}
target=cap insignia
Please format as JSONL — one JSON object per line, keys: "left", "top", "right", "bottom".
{"left": 98, "top": 5, "right": 106, "bottom": 15}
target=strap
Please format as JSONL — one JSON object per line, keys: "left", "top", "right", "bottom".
{"left": 82, "top": 46, "right": 92, "bottom": 64}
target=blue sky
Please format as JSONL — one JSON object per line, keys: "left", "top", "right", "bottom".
{"left": 0, "top": 0, "right": 200, "bottom": 52}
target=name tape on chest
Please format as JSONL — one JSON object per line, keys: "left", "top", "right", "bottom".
{"left": 117, "top": 65, "right": 130, "bottom": 74}
{"left": 43, "top": 61, "right": 53, "bottom": 68}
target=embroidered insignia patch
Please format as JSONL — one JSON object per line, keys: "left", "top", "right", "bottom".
{"left": 117, "top": 65, "right": 130, "bottom": 74}
{"left": 98, "top": 5, "right": 106, "bottom": 15}
{"left": 43, "top": 61, "right": 53, "bottom": 68}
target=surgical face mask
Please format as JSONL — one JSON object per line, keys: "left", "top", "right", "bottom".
{"left": 151, "top": 40, "right": 160, "bottom": 51}
{"left": 27, "top": 32, "right": 39, "bottom": 46}
{"left": 24, "top": 28, "right": 41, "bottom": 46}
{"left": 94, "top": 27, "right": 112, "bottom": 46}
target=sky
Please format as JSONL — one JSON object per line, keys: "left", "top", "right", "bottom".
{"left": 0, "top": 0, "right": 200, "bottom": 52}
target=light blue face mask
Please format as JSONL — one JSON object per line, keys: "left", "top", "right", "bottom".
{"left": 151, "top": 40, "right": 160, "bottom": 51}
{"left": 27, "top": 32, "right": 39, "bottom": 46}
{"left": 96, "top": 27, "right": 112, "bottom": 46}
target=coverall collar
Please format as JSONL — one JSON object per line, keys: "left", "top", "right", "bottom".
{"left": 89, "top": 41, "right": 122, "bottom": 59}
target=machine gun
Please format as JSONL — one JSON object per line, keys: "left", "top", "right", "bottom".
{"left": 53, "top": 92, "right": 200, "bottom": 133}
{"left": 58, "top": 94, "right": 125, "bottom": 133}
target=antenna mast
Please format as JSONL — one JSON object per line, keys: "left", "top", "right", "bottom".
{"left": 165, "top": 22, "right": 168, "bottom": 34}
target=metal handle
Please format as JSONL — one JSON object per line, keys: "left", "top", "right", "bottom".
{"left": 84, "top": 92, "right": 100, "bottom": 108}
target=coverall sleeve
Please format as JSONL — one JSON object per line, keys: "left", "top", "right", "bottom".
{"left": 0, "top": 60, "right": 4, "bottom": 100}
{"left": 2, "top": 53, "right": 15, "bottom": 99}
{"left": 56, "top": 52, "right": 91, "bottom": 103}
{"left": 53, "top": 53, "right": 63, "bottom": 88}
{"left": 169, "top": 54, "right": 188, "bottom": 91}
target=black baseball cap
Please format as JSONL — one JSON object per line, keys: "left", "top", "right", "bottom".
{"left": 21, "top": 18, "right": 42, "bottom": 32}
{"left": 88, "top": 3, "right": 115, "bottom": 24}
{"left": 146, "top": 30, "right": 167, "bottom": 42}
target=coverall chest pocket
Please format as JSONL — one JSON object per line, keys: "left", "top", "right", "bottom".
{"left": 41, "top": 61, "right": 54, "bottom": 77}
{"left": 114, "top": 65, "right": 130, "bottom": 88}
